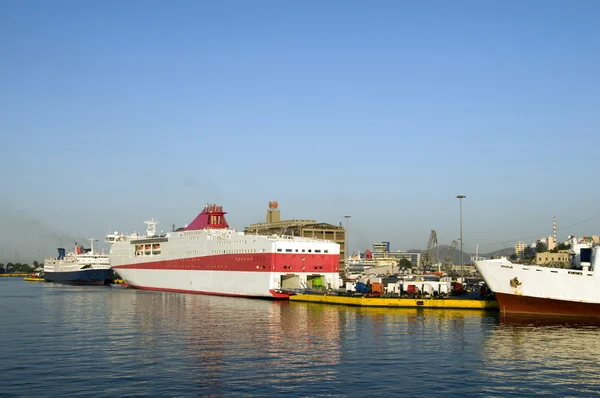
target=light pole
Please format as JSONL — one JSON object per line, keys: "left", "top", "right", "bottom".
{"left": 456, "top": 194, "right": 466, "bottom": 281}
{"left": 344, "top": 215, "right": 351, "bottom": 261}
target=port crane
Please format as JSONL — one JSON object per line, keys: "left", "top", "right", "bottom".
{"left": 421, "top": 230, "right": 438, "bottom": 271}
{"left": 444, "top": 240, "right": 458, "bottom": 272}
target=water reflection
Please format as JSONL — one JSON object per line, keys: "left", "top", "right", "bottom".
{"left": 103, "top": 291, "right": 347, "bottom": 395}
{"left": 101, "top": 292, "right": 497, "bottom": 396}
{"left": 482, "top": 313, "right": 600, "bottom": 395}
{"left": 10, "top": 278, "right": 594, "bottom": 396}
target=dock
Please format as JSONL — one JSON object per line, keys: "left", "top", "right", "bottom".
{"left": 290, "top": 293, "right": 499, "bottom": 311}
{"left": 0, "top": 273, "right": 29, "bottom": 277}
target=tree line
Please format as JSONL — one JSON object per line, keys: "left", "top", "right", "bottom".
{"left": 0, "top": 261, "right": 41, "bottom": 274}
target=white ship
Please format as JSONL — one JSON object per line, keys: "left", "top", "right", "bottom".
{"left": 345, "top": 250, "right": 397, "bottom": 279}
{"left": 44, "top": 239, "right": 112, "bottom": 285}
{"left": 106, "top": 204, "right": 342, "bottom": 298}
{"left": 474, "top": 238, "right": 600, "bottom": 317}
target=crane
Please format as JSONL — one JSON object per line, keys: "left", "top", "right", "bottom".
{"left": 421, "top": 230, "right": 438, "bottom": 271}
{"left": 444, "top": 240, "right": 458, "bottom": 272}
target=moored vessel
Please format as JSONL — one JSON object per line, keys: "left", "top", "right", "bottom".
{"left": 44, "top": 239, "right": 112, "bottom": 285}
{"left": 106, "top": 204, "right": 342, "bottom": 298}
{"left": 345, "top": 250, "right": 397, "bottom": 280}
{"left": 474, "top": 238, "right": 600, "bottom": 317}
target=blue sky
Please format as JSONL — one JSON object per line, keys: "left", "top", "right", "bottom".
{"left": 1, "top": 0, "right": 600, "bottom": 262}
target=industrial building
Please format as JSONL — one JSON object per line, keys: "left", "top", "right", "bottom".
{"left": 371, "top": 241, "right": 421, "bottom": 267}
{"left": 536, "top": 251, "right": 570, "bottom": 266}
{"left": 244, "top": 202, "right": 347, "bottom": 268}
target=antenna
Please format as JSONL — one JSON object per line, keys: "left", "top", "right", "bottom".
{"left": 172, "top": 224, "right": 176, "bottom": 232}
{"left": 553, "top": 216, "right": 557, "bottom": 242}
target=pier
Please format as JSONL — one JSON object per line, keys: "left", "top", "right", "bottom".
{"left": 290, "top": 293, "right": 499, "bottom": 311}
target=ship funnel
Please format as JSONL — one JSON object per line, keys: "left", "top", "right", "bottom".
{"left": 57, "top": 248, "right": 66, "bottom": 260}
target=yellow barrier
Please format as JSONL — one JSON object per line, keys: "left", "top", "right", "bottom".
{"left": 290, "top": 294, "right": 499, "bottom": 310}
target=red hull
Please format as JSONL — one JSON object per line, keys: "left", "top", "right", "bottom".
{"left": 112, "top": 252, "right": 339, "bottom": 273}
{"left": 495, "top": 292, "right": 600, "bottom": 317}
{"left": 125, "top": 285, "right": 294, "bottom": 300}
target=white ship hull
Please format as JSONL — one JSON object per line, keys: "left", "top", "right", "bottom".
{"left": 115, "top": 269, "right": 323, "bottom": 297}
{"left": 108, "top": 204, "right": 342, "bottom": 298}
{"left": 474, "top": 246, "right": 600, "bottom": 317}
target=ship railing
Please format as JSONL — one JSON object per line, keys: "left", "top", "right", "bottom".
{"left": 261, "top": 234, "right": 335, "bottom": 243}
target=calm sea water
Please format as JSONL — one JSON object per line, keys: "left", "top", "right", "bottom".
{"left": 1, "top": 278, "right": 600, "bottom": 397}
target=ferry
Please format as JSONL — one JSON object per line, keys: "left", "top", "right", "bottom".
{"left": 474, "top": 237, "right": 600, "bottom": 317}
{"left": 106, "top": 204, "right": 342, "bottom": 298}
{"left": 44, "top": 239, "right": 112, "bottom": 285}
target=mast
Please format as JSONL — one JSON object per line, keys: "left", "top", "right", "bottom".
{"left": 144, "top": 218, "right": 158, "bottom": 237}
{"left": 89, "top": 238, "right": 98, "bottom": 253}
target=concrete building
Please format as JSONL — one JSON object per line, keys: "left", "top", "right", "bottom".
{"left": 372, "top": 242, "right": 390, "bottom": 254}
{"left": 581, "top": 235, "right": 600, "bottom": 245}
{"left": 515, "top": 241, "right": 526, "bottom": 259}
{"left": 371, "top": 241, "right": 421, "bottom": 267}
{"left": 536, "top": 251, "right": 570, "bottom": 265}
{"left": 450, "top": 264, "right": 476, "bottom": 274}
{"left": 244, "top": 202, "right": 346, "bottom": 268}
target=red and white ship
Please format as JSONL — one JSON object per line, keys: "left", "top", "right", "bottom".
{"left": 106, "top": 204, "right": 342, "bottom": 298}
{"left": 474, "top": 238, "right": 600, "bottom": 317}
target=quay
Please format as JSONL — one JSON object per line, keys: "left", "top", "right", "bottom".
{"left": 290, "top": 293, "right": 499, "bottom": 311}
{"left": 0, "top": 273, "right": 29, "bottom": 277}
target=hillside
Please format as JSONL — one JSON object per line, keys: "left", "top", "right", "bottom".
{"left": 483, "top": 247, "right": 514, "bottom": 258}
{"left": 420, "top": 245, "right": 515, "bottom": 264}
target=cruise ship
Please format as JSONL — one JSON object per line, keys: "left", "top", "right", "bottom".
{"left": 106, "top": 204, "right": 342, "bottom": 298}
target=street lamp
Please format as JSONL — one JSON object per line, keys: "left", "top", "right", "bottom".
{"left": 456, "top": 194, "right": 466, "bottom": 281}
{"left": 344, "top": 215, "right": 351, "bottom": 261}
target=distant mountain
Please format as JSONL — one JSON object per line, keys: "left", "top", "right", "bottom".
{"left": 390, "top": 245, "right": 512, "bottom": 264}
{"left": 421, "top": 244, "right": 475, "bottom": 265}
{"left": 482, "top": 248, "right": 514, "bottom": 258}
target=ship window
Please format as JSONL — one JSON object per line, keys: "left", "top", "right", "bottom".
{"left": 308, "top": 250, "right": 312, "bottom": 253}
{"left": 295, "top": 249, "right": 298, "bottom": 252}
{"left": 285, "top": 249, "right": 292, "bottom": 252}
{"left": 302, "top": 249, "right": 305, "bottom": 252}
{"left": 277, "top": 249, "right": 282, "bottom": 252}
{"left": 315, "top": 249, "right": 321, "bottom": 253}
{"left": 324, "top": 250, "right": 329, "bottom": 253}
